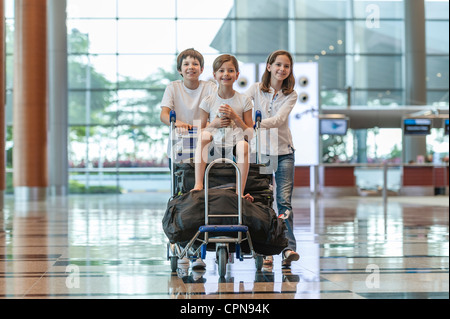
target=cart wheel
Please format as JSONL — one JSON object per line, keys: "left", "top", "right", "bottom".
{"left": 170, "top": 256, "right": 178, "bottom": 272}
{"left": 217, "top": 246, "right": 228, "bottom": 277}
{"left": 167, "top": 243, "right": 178, "bottom": 272}
{"left": 255, "top": 255, "right": 263, "bottom": 271}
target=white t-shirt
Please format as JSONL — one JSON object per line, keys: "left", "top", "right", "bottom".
{"left": 160, "top": 80, "right": 217, "bottom": 126}
{"left": 200, "top": 91, "right": 253, "bottom": 147}
{"left": 245, "top": 82, "right": 297, "bottom": 155}
{"left": 161, "top": 80, "right": 217, "bottom": 159}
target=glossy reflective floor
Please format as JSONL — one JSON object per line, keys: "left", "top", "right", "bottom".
{"left": 0, "top": 192, "right": 448, "bottom": 299}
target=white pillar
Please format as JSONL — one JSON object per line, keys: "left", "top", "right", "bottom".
{"left": 47, "top": 0, "right": 68, "bottom": 196}
{"left": 403, "top": 0, "right": 427, "bottom": 163}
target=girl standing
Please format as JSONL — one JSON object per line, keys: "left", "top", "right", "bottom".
{"left": 245, "top": 50, "right": 300, "bottom": 267}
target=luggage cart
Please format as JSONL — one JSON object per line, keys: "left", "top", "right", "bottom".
{"left": 166, "top": 110, "right": 264, "bottom": 277}
{"left": 203, "top": 158, "right": 263, "bottom": 277}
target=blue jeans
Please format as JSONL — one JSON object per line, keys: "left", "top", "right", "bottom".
{"left": 274, "top": 153, "right": 296, "bottom": 253}
{"left": 263, "top": 153, "right": 296, "bottom": 253}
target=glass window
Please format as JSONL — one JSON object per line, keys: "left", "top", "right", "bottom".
{"left": 4, "top": 0, "right": 14, "bottom": 18}
{"left": 353, "top": 21, "right": 403, "bottom": 54}
{"left": 353, "top": 89, "right": 403, "bottom": 106}
{"left": 117, "top": 89, "right": 163, "bottom": 125}
{"left": 68, "top": 54, "right": 117, "bottom": 88}
{"left": 6, "top": 0, "right": 448, "bottom": 194}
{"left": 117, "top": 20, "right": 176, "bottom": 54}
{"left": 6, "top": 55, "right": 14, "bottom": 89}
{"left": 294, "top": 21, "right": 346, "bottom": 55}
{"left": 234, "top": 20, "right": 289, "bottom": 54}
{"left": 5, "top": 91, "right": 13, "bottom": 126}
{"left": 177, "top": 0, "right": 234, "bottom": 19}
{"left": 314, "top": 55, "right": 347, "bottom": 90}
{"left": 117, "top": 0, "right": 176, "bottom": 18}
{"left": 68, "top": 91, "right": 117, "bottom": 125}
{"left": 177, "top": 20, "right": 226, "bottom": 54}
{"left": 67, "top": 0, "right": 117, "bottom": 18}
{"left": 235, "top": 0, "right": 289, "bottom": 18}
{"left": 354, "top": 55, "right": 403, "bottom": 90}
{"left": 209, "top": 20, "right": 233, "bottom": 55}
{"left": 67, "top": 19, "right": 118, "bottom": 54}
{"left": 5, "top": 19, "right": 14, "bottom": 55}
{"left": 117, "top": 54, "right": 177, "bottom": 85}
{"left": 353, "top": 0, "right": 404, "bottom": 19}
{"left": 116, "top": 125, "right": 168, "bottom": 165}
{"left": 320, "top": 89, "right": 348, "bottom": 107}
{"left": 426, "top": 21, "right": 449, "bottom": 54}
{"left": 425, "top": 0, "right": 449, "bottom": 20}
{"left": 295, "top": 0, "right": 350, "bottom": 19}
{"left": 427, "top": 90, "right": 449, "bottom": 106}
{"left": 426, "top": 1, "right": 449, "bottom": 106}
{"left": 427, "top": 56, "right": 449, "bottom": 89}
{"left": 68, "top": 125, "right": 119, "bottom": 168}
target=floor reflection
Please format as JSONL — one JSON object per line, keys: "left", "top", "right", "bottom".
{"left": 0, "top": 193, "right": 448, "bottom": 299}
{"left": 170, "top": 265, "right": 303, "bottom": 298}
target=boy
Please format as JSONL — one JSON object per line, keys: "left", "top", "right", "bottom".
{"left": 160, "top": 48, "right": 216, "bottom": 270}
{"left": 160, "top": 48, "right": 217, "bottom": 133}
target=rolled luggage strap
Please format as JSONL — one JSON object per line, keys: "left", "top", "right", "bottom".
{"left": 199, "top": 225, "right": 248, "bottom": 233}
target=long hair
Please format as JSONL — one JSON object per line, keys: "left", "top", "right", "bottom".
{"left": 260, "top": 50, "right": 295, "bottom": 95}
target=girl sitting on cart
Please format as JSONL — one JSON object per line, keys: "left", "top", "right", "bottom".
{"left": 192, "top": 54, "right": 254, "bottom": 202}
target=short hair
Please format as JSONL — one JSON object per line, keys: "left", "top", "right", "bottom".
{"left": 213, "top": 54, "right": 239, "bottom": 73}
{"left": 177, "top": 48, "right": 205, "bottom": 72}
{"left": 260, "top": 50, "right": 295, "bottom": 95}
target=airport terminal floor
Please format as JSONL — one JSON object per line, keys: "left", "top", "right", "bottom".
{"left": 0, "top": 191, "right": 448, "bottom": 300}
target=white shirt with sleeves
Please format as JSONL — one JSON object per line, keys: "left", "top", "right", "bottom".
{"left": 199, "top": 91, "right": 253, "bottom": 147}
{"left": 161, "top": 80, "right": 217, "bottom": 159}
{"left": 245, "top": 82, "right": 297, "bottom": 156}
{"left": 160, "top": 80, "right": 217, "bottom": 126}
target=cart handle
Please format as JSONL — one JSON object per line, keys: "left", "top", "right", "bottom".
{"left": 169, "top": 110, "right": 176, "bottom": 196}
{"left": 204, "top": 158, "right": 242, "bottom": 226}
{"left": 169, "top": 110, "right": 176, "bottom": 123}
{"left": 255, "top": 110, "right": 262, "bottom": 164}
{"left": 255, "top": 110, "right": 262, "bottom": 123}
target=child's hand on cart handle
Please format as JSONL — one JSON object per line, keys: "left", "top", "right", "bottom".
{"left": 175, "top": 120, "right": 192, "bottom": 135}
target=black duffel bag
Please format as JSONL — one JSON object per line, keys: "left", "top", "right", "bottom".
{"left": 162, "top": 188, "right": 288, "bottom": 256}
{"left": 173, "top": 163, "right": 274, "bottom": 207}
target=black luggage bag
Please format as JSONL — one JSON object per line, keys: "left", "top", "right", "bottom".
{"left": 172, "top": 162, "right": 274, "bottom": 207}
{"left": 162, "top": 188, "right": 288, "bottom": 256}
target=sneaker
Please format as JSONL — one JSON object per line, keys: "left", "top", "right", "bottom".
{"left": 177, "top": 257, "right": 190, "bottom": 278}
{"left": 282, "top": 250, "right": 300, "bottom": 267}
{"left": 177, "top": 257, "right": 190, "bottom": 268}
{"left": 192, "top": 258, "right": 206, "bottom": 270}
{"left": 263, "top": 256, "right": 273, "bottom": 266}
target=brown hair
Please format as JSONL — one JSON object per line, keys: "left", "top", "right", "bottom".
{"left": 213, "top": 54, "right": 240, "bottom": 73}
{"left": 177, "top": 48, "right": 205, "bottom": 72}
{"left": 260, "top": 50, "right": 295, "bottom": 95}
